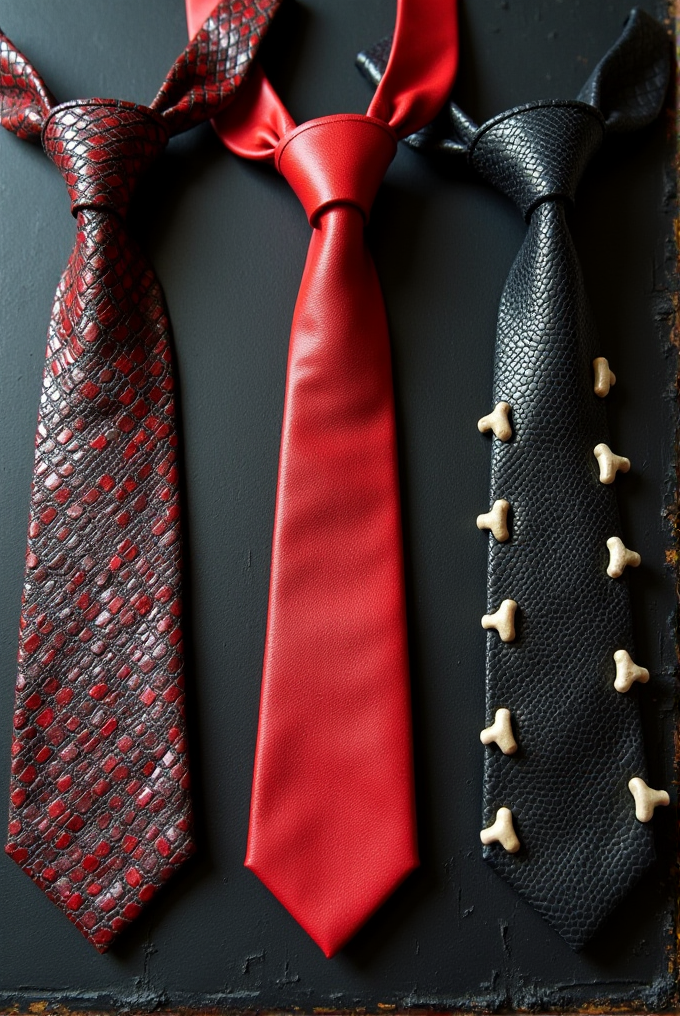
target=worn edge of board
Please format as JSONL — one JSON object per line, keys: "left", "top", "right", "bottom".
{"left": 0, "top": 3, "right": 679, "bottom": 1013}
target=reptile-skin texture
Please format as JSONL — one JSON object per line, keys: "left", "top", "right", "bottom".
{"left": 0, "top": 0, "right": 280, "bottom": 952}
{"left": 358, "top": 9, "right": 671, "bottom": 949}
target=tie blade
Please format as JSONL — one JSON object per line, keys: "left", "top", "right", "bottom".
{"left": 153, "top": 0, "right": 282, "bottom": 135}
{"left": 480, "top": 194, "right": 656, "bottom": 947}
{"left": 246, "top": 844, "right": 419, "bottom": 957}
{"left": 7, "top": 209, "right": 194, "bottom": 949}
{"left": 6, "top": 838, "right": 195, "bottom": 951}
{"left": 484, "top": 814, "right": 655, "bottom": 950}
{"left": 243, "top": 208, "right": 418, "bottom": 954}
{"left": 577, "top": 7, "right": 671, "bottom": 133}
{"left": 0, "top": 29, "right": 55, "bottom": 140}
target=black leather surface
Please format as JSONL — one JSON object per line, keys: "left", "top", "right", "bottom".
{"left": 359, "top": 8, "right": 672, "bottom": 951}
{"left": 478, "top": 120, "right": 654, "bottom": 950}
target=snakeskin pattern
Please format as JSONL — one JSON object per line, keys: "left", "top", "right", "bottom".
{"left": 1, "top": 0, "right": 281, "bottom": 951}
{"left": 0, "top": 34, "right": 54, "bottom": 140}
{"left": 43, "top": 101, "right": 169, "bottom": 216}
{"left": 357, "top": 8, "right": 671, "bottom": 950}
{"left": 7, "top": 176, "right": 193, "bottom": 957}
{"left": 577, "top": 6, "right": 672, "bottom": 133}
{"left": 152, "top": 0, "right": 277, "bottom": 134}
{"left": 472, "top": 104, "right": 655, "bottom": 949}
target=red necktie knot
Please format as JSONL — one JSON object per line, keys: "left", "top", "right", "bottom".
{"left": 275, "top": 113, "right": 397, "bottom": 227}
{"left": 42, "top": 99, "right": 169, "bottom": 217}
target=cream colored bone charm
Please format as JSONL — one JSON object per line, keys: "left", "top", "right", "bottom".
{"left": 481, "top": 599, "right": 517, "bottom": 642}
{"left": 478, "top": 402, "right": 513, "bottom": 441}
{"left": 480, "top": 807, "right": 520, "bottom": 853}
{"left": 593, "top": 357, "right": 616, "bottom": 397}
{"left": 480, "top": 708, "right": 518, "bottom": 755}
{"left": 606, "top": 536, "right": 641, "bottom": 579}
{"left": 628, "top": 777, "right": 670, "bottom": 822}
{"left": 476, "top": 499, "right": 510, "bottom": 542}
{"left": 613, "top": 650, "right": 650, "bottom": 693}
{"left": 594, "top": 443, "right": 630, "bottom": 484}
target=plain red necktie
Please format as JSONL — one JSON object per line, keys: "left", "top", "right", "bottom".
{"left": 187, "top": 0, "right": 458, "bottom": 957}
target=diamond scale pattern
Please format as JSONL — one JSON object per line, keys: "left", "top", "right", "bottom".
{"left": 6, "top": 203, "right": 192, "bottom": 952}
{"left": 0, "top": 0, "right": 281, "bottom": 952}
{"left": 152, "top": 0, "right": 279, "bottom": 134}
{"left": 0, "top": 34, "right": 54, "bottom": 140}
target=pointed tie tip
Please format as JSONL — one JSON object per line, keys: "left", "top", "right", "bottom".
{"left": 246, "top": 852, "right": 419, "bottom": 956}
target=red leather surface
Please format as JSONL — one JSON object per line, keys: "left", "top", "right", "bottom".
{"left": 186, "top": 0, "right": 459, "bottom": 958}
{"left": 275, "top": 115, "right": 397, "bottom": 225}
{"left": 1, "top": 0, "right": 280, "bottom": 952}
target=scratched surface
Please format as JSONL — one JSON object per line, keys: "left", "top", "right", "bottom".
{"left": 0, "top": 0, "right": 676, "bottom": 1011}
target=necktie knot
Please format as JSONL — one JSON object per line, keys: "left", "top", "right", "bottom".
{"left": 42, "top": 99, "right": 169, "bottom": 217}
{"left": 470, "top": 101, "right": 604, "bottom": 220}
{"left": 275, "top": 114, "right": 397, "bottom": 227}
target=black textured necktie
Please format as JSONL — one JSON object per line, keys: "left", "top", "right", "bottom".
{"left": 358, "top": 9, "right": 671, "bottom": 949}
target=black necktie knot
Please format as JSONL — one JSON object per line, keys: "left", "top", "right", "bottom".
{"left": 469, "top": 101, "right": 604, "bottom": 221}
{"left": 42, "top": 100, "right": 168, "bottom": 218}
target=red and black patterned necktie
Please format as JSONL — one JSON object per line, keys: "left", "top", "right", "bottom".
{"left": 1, "top": 0, "right": 280, "bottom": 952}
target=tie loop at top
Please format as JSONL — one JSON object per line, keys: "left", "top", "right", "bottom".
{"left": 42, "top": 100, "right": 169, "bottom": 217}
{"left": 274, "top": 114, "right": 397, "bottom": 227}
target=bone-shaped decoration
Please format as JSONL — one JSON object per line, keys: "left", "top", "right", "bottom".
{"left": 478, "top": 402, "right": 513, "bottom": 441}
{"left": 613, "top": 649, "right": 650, "bottom": 693}
{"left": 481, "top": 599, "right": 517, "bottom": 642}
{"left": 476, "top": 499, "right": 511, "bottom": 542}
{"left": 593, "top": 356, "right": 616, "bottom": 398}
{"left": 594, "top": 442, "right": 631, "bottom": 484}
{"left": 628, "top": 777, "right": 670, "bottom": 822}
{"left": 606, "top": 536, "right": 641, "bottom": 578}
{"left": 480, "top": 707, "right": 518, "bottom": 755}
{"left": 480, "top": 807, "right": 520, "bottom": 853}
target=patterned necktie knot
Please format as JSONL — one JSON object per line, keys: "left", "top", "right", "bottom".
{"left": 470, "top": 101, "right": 604, "bottom": 221}
{"left": 275, "top": 114, "right": 397, "bottom": 226}
{"left": 42, "top": 99, "right": 169, "bottom": 218}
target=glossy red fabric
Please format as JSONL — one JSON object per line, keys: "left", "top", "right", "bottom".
{"left": 186, "top": 0, "right": 459, "bottom": 957}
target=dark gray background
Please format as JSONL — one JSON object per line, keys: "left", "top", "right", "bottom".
{"left": 0, "top": 0, "right": 676, "bottom": 1010}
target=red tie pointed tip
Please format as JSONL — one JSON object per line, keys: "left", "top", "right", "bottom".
{"left": 246, "top": 844, "right": 419, "bottom": 957}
